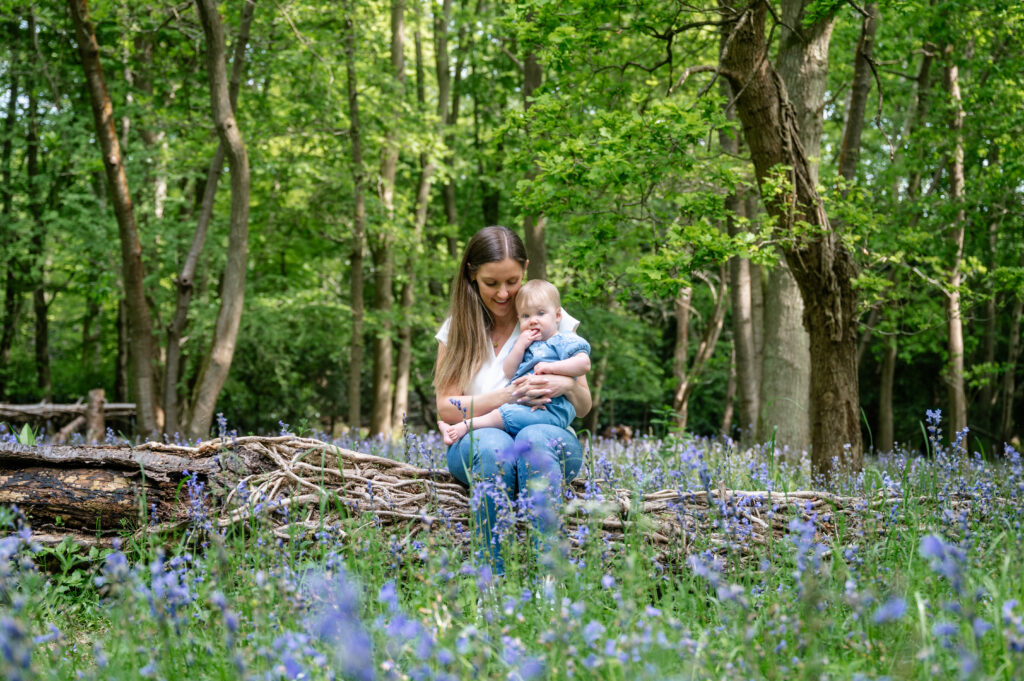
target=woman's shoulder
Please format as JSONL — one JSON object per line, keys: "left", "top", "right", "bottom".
{"left": 435, "top": 316, "right": 452, "bottom": 344}
{"left": 558, "top": 308, "right": 580, "bottom": 333}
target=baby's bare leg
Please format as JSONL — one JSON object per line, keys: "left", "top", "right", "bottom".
{"left": 438, "top": 410, "right": 507, "bottom": 446}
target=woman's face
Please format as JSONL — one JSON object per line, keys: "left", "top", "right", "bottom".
{"left": 472, "top": 258, "right": 526, "bottom": 323}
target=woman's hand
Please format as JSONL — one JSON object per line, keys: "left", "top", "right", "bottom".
{"left": 511, "top": 373, "right": 576, "bottom": 409}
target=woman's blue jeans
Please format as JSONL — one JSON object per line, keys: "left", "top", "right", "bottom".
{"left": 446, "top": 424, "right": 583, "bottom": 574}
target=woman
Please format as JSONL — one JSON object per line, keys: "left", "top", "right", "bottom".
{"left": 434, "top": 226, "right": 590, "bottom": 573}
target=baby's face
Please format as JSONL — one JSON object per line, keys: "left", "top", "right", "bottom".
{"left": 517, "top": 298, "right": 561, "bottom": 340}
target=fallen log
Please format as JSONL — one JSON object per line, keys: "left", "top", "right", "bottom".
{"left": 0, "top": 436, "right": 987, "bottom": 560}
{"left": 0, "top": 401, "right": 135, "bottom": 421}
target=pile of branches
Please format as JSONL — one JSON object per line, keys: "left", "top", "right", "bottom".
{"left": 0, "top": 436, "right": 974, "bottom": 560}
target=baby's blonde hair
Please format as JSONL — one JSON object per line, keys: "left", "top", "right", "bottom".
{"left": 516, "top": 279, "right": 561, "bottom": 312}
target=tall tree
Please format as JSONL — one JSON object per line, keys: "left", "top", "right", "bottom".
{"left": 435, "top": 0, "right": 459, "bottom": 257}
{"left": 187, "top": 0, "right": 252, "bottom": 440}
{"left": 753, "top": 0, "right": 835, "bottom": 453}
{"left": 942, "top": 41, "right": 968, "bottom": 438}
{"left": 26, "top": 15, "right": 51, "bottom": 400}
{"left": 68, "top": 0, "right": 159, "bottom": 436}
{"left": 0, "top": 23, "right": 19, "bottom": 398}
{"left": 521, "top": 47, "right": 546, "bottom": 281}
{"left": 720, "top": 76, "right": 758, "bottom": 440}
{"left": 368, "top": 0, "right": 406, "bottom": 437}
{"left": 673, "top": 268, "right": 728, "bottom": 429}
{"left": 346, "top": 7, "right": 367, "bottom": 433}
{"left": 392, "top": 7, "right": 436, "bottom": 434}
{"left": 720, "top": 0, "right": 861, "bottom": 476}
{"left": 165, "top": 0, "right": 256, "bottom": 437}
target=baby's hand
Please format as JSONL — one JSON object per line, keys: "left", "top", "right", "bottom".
{"left": 520, "top": 328, "right": 542, "bottom": 344}
{"left": 533, "top": 362, "right": 553, "bottom": 375}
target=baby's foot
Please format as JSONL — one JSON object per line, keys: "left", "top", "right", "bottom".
{"left": 439, "top": 420, "right": 468, "bottom": 446}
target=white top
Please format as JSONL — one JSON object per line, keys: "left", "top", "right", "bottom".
{"left": 435, "top": 309, "right": 581, "bottom": 396}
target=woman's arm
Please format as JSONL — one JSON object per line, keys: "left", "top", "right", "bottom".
{"left": 512, "top": 372, "right": 592, "bottom": 419}
{"left": 435, "top": 343, "right": 516, "bottom": 423}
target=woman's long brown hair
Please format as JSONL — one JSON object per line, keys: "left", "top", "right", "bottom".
{"left": 433, "top": 226, "right": 528, "bottom": 394}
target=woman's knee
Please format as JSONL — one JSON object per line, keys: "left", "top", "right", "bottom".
{"left": 515, "top": 425, "right": 583, "bottom": 479}
{"left": 447, "top": 428, "right": 514, "bottom": 481}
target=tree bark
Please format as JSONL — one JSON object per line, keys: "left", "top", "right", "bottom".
{"left": 68, "top": 0, "right": 159, "bottom": 437}
{"left": 166, "top": 0, "right": 255, "bottom": 438}
{"left": 346, "top": 10, "right": 367, "bottom": 432}
{"left": 187, "top": 0, "right": 252, "bottom": 440}
{"left": 721, "top": 0, "right": 861, "bottom": 476}
{"left": 943, "top": 43, "right": 967, "bottom": 438}
{"left": 837, "top": 3, "right": 878, "bottom": 183}
{"left": 758, "top": 268, "right": 810, "bottom": 450}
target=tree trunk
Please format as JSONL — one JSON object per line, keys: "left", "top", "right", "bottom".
{"left": 755, "top": 0, "right": 836, "bottom": 456}
{"left": 584, "top": 351, "right": 608, "bottom": 437}
{"left": 1001, "top": 269, "right": 1022, "bottom": 444}
{"left": 68, "top": 0, "right": 159, "bottom": 437}
{"left": 186, "top": 0, "right": 252, "bottom": 440}
{"left": 166, "top": 0, "right": 255, "bottom": 438}
{"left": 837, "top": 2, "right": 878, "bottom": 183}
{"left": 392, "top": 15, "right": 436, "bottom": 434}
{"left": 721, "top": 347, "right": 737, "bottom": 437}
{"left": 878, "top": 334, "right": 896, "bottom": 453}
{"left": 86, "top": 388, "right": 105, "bottom": 444}
{"left": 720, "top": 77, "right": 757, "bottom": 441}
{"left": 369, "top": 0, "right": 406, "bottom": 437}
{"left": 522, "top": 49, "right": 546, "bottom": 280}
{"left": 115, "top": 300, "right": 129, "bottom": 403}
{"left": 943, "top": 43, "right": 967, "bottom": 438}
{"left": 978, "top": 215, "right": 999, "bottom": 415}
{"left": 673, "top": 287, "right": 692, "bottom": 430}
{"left": 346, "top": 10, "right": 367, "bottom": 433}
{"left": 25, "top": 44, "right": 51, "bottom": 402}
{"left": 435, "top": 0, "right": 459, "bottom": 258}
{"left": 1, "top": 50, "right": 19, "bottom": 399}
{"left": 721, "top": 0, "right": 861, "bottom": 477}
{"left": 81, "top": 297, "right": 103, "bottom": 385}
{"left": 900, "top": 46, "right": 935, "bottom": 201}
{"left": 673, "top": 268, "right": 729, "bottom": 430}
{"left": 758, "top": 268, "right": 810, "bottom": 450}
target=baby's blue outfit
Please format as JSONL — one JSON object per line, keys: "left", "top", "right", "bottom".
{"left": 499, "top": 332, "right": 591, "bottom": 434}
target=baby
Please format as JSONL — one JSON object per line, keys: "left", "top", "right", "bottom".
{"left": 439, "top": 279, "right": 591, "bottom": 445}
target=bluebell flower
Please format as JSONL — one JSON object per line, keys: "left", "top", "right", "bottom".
{"left": 919, "top": 534, "right": 966, "bottom": 591}
{"left": 972, "top": 617, "right": 991, "bottom": 639}
{"left": 872, "top": 598, "right": 907, "bottom": 624}
{"left": 0, "top": 616, "right": 31, "bottom": 681}
{"left": 583, "top": 620, "right": 606, "bottom": 646}
{"left": 306, "top": 569, "right": 375, "bottom": 681}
